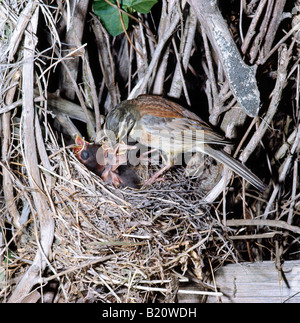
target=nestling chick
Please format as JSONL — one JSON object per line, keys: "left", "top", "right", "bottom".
{"left": 74, "top": 135, "right": 140, "bottom": 189}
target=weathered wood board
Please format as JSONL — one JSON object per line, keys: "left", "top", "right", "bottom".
{"left": 206, "top": 260, "right": 300, "bottom": 303}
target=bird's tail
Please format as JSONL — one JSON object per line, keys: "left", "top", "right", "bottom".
{"left": 203, "top": 145, "right": 266, "bottom": 192}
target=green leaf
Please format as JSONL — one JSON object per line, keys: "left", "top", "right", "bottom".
{"left": 93, "top": 0, "right": 157, "bottom": 36}
{"left": 93, "top": 0, "right": 129, "bottom": 36}
{"left": 124, "top": 0, "right": 158, "bottom": 14}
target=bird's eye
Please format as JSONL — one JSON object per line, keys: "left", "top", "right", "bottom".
{"left": 81, "top": 150, "right": 89, "bottom": 160}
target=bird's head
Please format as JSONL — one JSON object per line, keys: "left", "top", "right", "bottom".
{"left": 74, "top": 134, "right": 104, "bottom": 174}
{"left": 104, "top": 101, "right": 139, "bottom": 143}
{"left": 73, "top": 134, "right": 87, "bottom": 155}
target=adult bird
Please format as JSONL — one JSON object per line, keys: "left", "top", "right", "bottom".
{"left": 103, "top": 94, "right": 266, "bottom": 191}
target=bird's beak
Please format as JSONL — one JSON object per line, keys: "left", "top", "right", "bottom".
{"left": 73, "top": 134, "right": 88, "bottom": 154}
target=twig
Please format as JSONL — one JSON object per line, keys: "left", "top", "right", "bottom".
{"left": 169, "top": 37, "right": 191, "bottom": 105}
{"left": 239, "top": 44, "right": 291, "bottom": 163}
{"left": 132, "top": 285, "right": 223, "bottom": 297}
{"left": 228, "top": 231, "right": 284, "bottom": 240}
{"left": 168, "top": 7, "right": 196, "bottom": 102}
{"left": 241, "top": 0, "right": 267, "bottom": 54}
{"left": 4, "top": 0, "right": 38, "bottom": 62}
{"left": 116, "top": 0, "right": 142, "bottom": 58}
{"left": 92, "top": 16, "right": 120, "bottom": 110}
{"left": 43, "top": 253, "right": 123, "bottom": 283}
{"left": 57, "top": 0, "right": 89, "bottom": 100}
{"left": 248, "top": 0, "right": 274, "bottom": 64}
{"left": 60, "top": 58, "right": 96, "bottom": 138}
{"left": 8, "top": 6, "right": 55, "bottom": 303}
{"left": 82, "top": 53, "right": 102, "bottom": 133}
{"left": 134, "top": 24, "right": 148, "bottom": 80}
{"left": 258, "top": 0, "right": 287, "bottom": 62}
{"left": 128, "top": 6, "right": 180, "bottom": 98}
{"left": 258, "top": 21, "right": 300, "bottom": 66}
{"left": 226, "top": 219, "right": 300, "bottom": 235}
{"left": 287, "top": 158, "right": 298, "bottom": 225}
{"left": 2, "top": 71, "right": 21, "bottom": 229}
{"left": 188, "top": 0, "right": 261, "bottom": 117}
{"left": 152, "top": 1, "right": 171, "bottom": 95}
{"left": 263, "top": 124, "right": 300, "bottom": 219}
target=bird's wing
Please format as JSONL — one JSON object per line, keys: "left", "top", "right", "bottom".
{"left": 132, "top": 95, "right": 230, "bottom": 146}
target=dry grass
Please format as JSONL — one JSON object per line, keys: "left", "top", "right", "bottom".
{"left": 0, "top": 0, "right": 299, "bottom": 303}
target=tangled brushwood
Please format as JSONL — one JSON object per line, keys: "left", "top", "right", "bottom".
{"left": 0, "top": 0, "right": 300, "bottom": 303}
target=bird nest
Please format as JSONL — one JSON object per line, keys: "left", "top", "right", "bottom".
{"left": 2, "top": 139, "right": 236, "bottom": 302}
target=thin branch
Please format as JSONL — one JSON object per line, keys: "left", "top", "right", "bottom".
{"left": 226, "top": 219, "right": 300, "bottom": 235}
{"left": 239, "top": 44, "right": 291, "bottom": 163}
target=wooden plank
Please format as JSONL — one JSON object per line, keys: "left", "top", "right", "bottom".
{"left": 206, "top": 260, "right": 300, "bottom": 303}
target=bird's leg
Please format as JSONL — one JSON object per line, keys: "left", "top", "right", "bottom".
{"left": 140, "top": 149, "right": 172, "bottom": 185}
{"left": 138, "top": 148, "right": 159, "bottom": 164}
{"left": 143, "top": 163, "right": 172, "bottom": 185}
